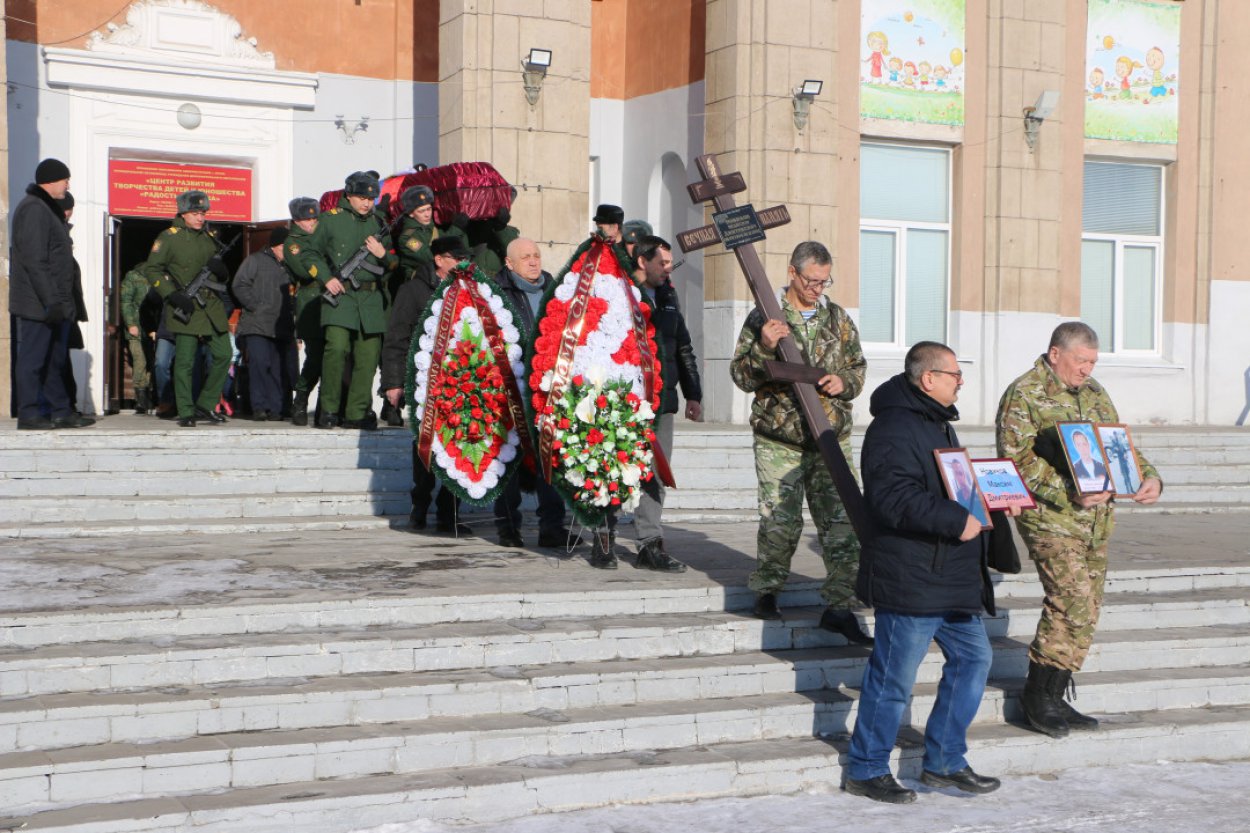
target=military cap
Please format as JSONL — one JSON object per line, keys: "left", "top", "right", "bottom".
{"left": 622, "top": 219, "right": 653, "bottom": 246}
{"left": 289, "top": 197, "right": 318, "bottom": 221}
{"left": 400, "top": 185, "right": 435, "bottom": 214}
{"left": 593, "top": 203, "right": 625, "bottom": 225}
{"left": 176, "top": 190, "right": 211, "bottom": 214}
{"left": 344, "top": 171, "right": 380, "bottom": 199}
{"left": 430, "top": 236, "right": 472, "bottom": 260}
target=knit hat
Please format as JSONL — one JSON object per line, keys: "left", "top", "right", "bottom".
{"left": 430, "top": 236, "right": 472, "bottom": 260}
{"left": 268, "top": 226, "right": 289, "bottom": 249}
{"left": 58, "top": 192, "right": 76, "bottom": 211}
{"left": 35, "top": 158, "right": 71, "bottom": 184}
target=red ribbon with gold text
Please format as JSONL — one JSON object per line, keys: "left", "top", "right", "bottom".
{"left": 622, "top": 279, "right": 676, "bottom": 488}
{"left": 416, "top": 278, "right": 464, "bottom": 469}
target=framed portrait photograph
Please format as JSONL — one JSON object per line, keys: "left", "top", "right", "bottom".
{"left": 1057, "top": 421, "right": 1114, "bottom": 495}
{"left": 1095, "top": 423, "right": 1143, "bottom": 498}
{"left": 934, "top": 448, "right": 993, "bottom": 529}
{"left": 970, "top": 458, "right": 1037, "bottom": 511}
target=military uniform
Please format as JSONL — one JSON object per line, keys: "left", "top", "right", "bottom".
{"left": 393, "top": 216, "right": 466, "bottom": 291}
{"left": 283, "top": 219, "right": 332, "bottom": 413}
{"left": 730, "top": 293, "right": 867, "bottom": 606}
{"left": 997, "top": 355, "right": 1160, "bottom": 672}
{"left": 119, "top": 267, "right": 154, "bottom": 408}
{"left": 143, "top": 216, "right": 231, "bottom": 421}
{"left": 313, "top": 196, "right": 397, "bottom": 423}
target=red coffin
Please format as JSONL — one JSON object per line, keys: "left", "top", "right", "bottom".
{"left": 318, "top": 162, "right": 513, "bottom": 226}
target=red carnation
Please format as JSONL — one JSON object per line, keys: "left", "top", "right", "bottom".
{"left": 552, "top": 440, "right": 563, "bottom": 451}
{"left": 572, "top": 374, "right": 584, "bottom": 386}
{"left": 595, "top": 395, "right": 608, "bottom": 409}
{"left": 617, "top": 450, "right": 629, "bottom": 463}
{"left": 558, "top": 417, "right": 571, "bottom": 430}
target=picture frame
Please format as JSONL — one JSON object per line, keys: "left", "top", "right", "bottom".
{"left": 1057, "top": 421, "right": 1114, "bottom": 495}
{"left": 970, "top": 458, "right": 1037, "bottom": 511}
{"left": 934, "top": 448, "right": 993, "bottom": 529}
{"left": 1095, "top": 423, "right": 1143, "bottom": 498}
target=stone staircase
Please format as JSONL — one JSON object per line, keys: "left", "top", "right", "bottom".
{"left": 2, "top": 418, "right": 1248, "bottom": 539}
{"left": 1, "top": 546, "right": 1249, "bottom": 832}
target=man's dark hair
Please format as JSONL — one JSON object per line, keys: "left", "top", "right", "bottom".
{"left": 1049, "top": 321, "right": 1100, "bottom": 351}
{"left": 633, "top": 235, "right": 671, "bottom": 268}
{"left": 789, "top": 240, "right": 832, "bottom": 272}
{"left": 905, "top": 340, "right": 955, "bottom": 384}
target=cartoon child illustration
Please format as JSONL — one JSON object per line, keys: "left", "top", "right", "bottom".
{"left": 865, "top": 31, "right": 889, "bottom": 84}
{"left": 933, "top": 65, "right": 949, "bottom": 88}
{"left": 1089, "top": 67, "right": 1106, "bottom": 100}
{"left": 1146, "top": 46, "right": 1167, "bottom": 97}
{"left": 918, "top": 60, "right": 932, "bottom": 88}
{"left": 1116, "top": 55, "right": 1142, "bottom": 100}
{"left": 888, "top": 55, "right": 903, "bottom": 85}
{"left": 902, "top": 61, "right": 918, "bottom": 89}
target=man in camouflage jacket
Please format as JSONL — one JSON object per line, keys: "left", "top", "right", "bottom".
{"left": 119, "top": 265, "right": 155, "bottom": 413}
{"left": 730, "top": 241, "right": 871, "bottom": 644}
{"left": 997, "top": 321, "right": 1161, "bottom": 738}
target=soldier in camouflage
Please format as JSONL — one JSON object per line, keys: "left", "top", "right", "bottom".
{"left": 730, "top": 241, "right": 872, "bottom": 645}
{"left": 119, "top": 265, "right": 154, "bottom": 413}
{"left": 997, "top": 321, "right": 1162, "bottom": 738}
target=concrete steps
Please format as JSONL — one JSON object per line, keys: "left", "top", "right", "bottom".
{"left": 4, "top": 422, "right": 1250, "bottom": 537}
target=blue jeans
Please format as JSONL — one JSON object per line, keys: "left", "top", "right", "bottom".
{"left": 848, "top": 609, "right": 991, "bottom": 780}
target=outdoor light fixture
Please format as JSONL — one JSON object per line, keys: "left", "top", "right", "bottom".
{"left": 176, "top": 102, "right": 201, "bottom": 130}
{"left": 792, "top": 80, "right": 823, "bottom": 132}
{"left": 334, "top": 116, "right": 370, "bottom": 145}
{"left": 1023, "top": 90, "right": 1060, "bottom": 150}
{"left": 522, "top": 48, "right": 552, "bottom": 106}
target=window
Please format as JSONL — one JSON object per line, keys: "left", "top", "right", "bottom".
{"left": 1081, "top": 161, "right": 1163, "bottom": 353}
{"left": 858, "top": 143, "right": 951, "bottom": 346}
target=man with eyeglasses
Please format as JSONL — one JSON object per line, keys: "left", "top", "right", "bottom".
{"left": 730, "top": 240, "right": 871, "bottom": 644}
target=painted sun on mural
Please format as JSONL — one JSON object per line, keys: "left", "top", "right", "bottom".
{"left": 860, "top": 0, "right": 965, "bottom": 126}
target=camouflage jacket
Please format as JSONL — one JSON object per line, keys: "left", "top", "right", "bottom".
{"left": 996, "top": 355, "right": 1161, "bottom": 545}
{"left": 119, "top": 268, "right": 150, "bottom": 330}
{"left": 730, "top": 293, "right": 866, "bottom": 448}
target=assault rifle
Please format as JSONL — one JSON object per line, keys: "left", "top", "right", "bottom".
{"left": 322, "top": 196, "right": 403, "bottom": 307}
{"left": 171, "top": 232, "right": 241, "bottom": 325}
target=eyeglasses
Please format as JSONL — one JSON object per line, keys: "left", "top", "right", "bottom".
{"left": 796, "top": 274, "right": 833, "bottom": 289}
{"left": 930, "top": 369, "right": 964, "bottom": 381}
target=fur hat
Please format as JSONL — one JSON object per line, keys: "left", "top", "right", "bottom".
{"left": 176, "top": 190, "right": 211, "bottom": 214}
{"left": 622, "top": 219, "right": 653, "bottom": 245}
{"left": 430, "top": 236, "right": 472, "bottom": 260}
{"left": 400, "top": 185, "right": 435, "bottom": 214}
{"left": 288, "top": 197, "right": 318, "bottom": 221}
{"left": 344, "top": 171, "right": 380, "bottom": 199}
{"left": 35, "top": 158, "right": 71, "bottom": 184}
{"left": 593, "top": 203, "right": 625, "bottom": 225}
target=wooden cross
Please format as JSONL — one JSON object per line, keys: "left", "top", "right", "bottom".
{"left": 678, "top": 153, "right": 873, "bottom": 542}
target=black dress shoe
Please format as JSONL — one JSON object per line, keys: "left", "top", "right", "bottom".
{"left": 52, "top": 414, "right": 96, "bottom": 429}
{"left": 194, "top": 406, "right": 226, "bottom": 424}
{"left": 268, "top": 412, "right": 286, "bottom": 422}
{"left": 317, "top": 414, "right": 340, "bottom": 430}
{"left": 635, "top": 539, "right": 687, "bottom": 572}
{"left": 537, "top": 527, "right": 572, "bottom": 548}
{"left": 436, "top": 519, "right": 473, "bottom": 536}
{"left": 408, "top": 508, "right": 427, "bottom": 530}
{"left": 343, "top": 415, "right": 379, "bottom": 430}
{"left": 921, "top": 767, "right": 1001, "bottom": 794}
{"left": 498, "top": 529, "right": 525, "bottom": 548}
{"left": 819, "top": 608, "right": 875, "bottom": 646}
{"left": 844, "top": 774, "right": 917, "bottom": 804}
{"left": 252, "top": 410, "right": 271, "bottom": 422}
{"left": 178, "top": 417, "right": 197, "bottom": 428}
{"left": 753, "top": 593, "right": 781, "bottom": 620}
{"left": 16, "top": 416, "right": 54, "bottom": 430}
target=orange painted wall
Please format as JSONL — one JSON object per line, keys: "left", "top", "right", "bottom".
{"left": 591, "top": 0, "right": 706, "bottom": 100}
{"left": 10, "top": 0, "right": 439, "bottom": 83}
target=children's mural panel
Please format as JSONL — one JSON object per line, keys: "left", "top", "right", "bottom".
{"left": 860, "top": 0, "right": 965, "bottom": 126}
{"left": 1085, "top": 0, "right": 1180, "bottom": 144}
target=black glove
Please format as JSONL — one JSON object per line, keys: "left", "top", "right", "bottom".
{"left": 43, "top": 305, "right": 65, "bottom": 325}
{"left": 168, "top": 291, "right": 195, "bottom": 317}
{"left": 450, "top": 212, "right": 471, "bottom": 230}
{"left": 207, "top": 256, "right": 229, "bottom": 281}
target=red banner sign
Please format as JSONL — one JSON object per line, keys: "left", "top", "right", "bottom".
{"left": 109, "top": 160, "right": 253, "bottom": 221}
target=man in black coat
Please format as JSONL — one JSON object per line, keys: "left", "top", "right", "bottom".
{"left": 844, "top": 341, "right": 1003, "bottom": 804}
{"left": 492, "top": 237, "right": 570, "bottom": 550}
{"left": 630, "top": 235, "right": 701, "bottom": 571}
{"left": 233, "top": 227, "right": 295, "bottom": 421}
{"left": 381, "top": 236, "right": 473, "bottom": 535}
{"left": 9, "top": 158, "right": 93, "bottom": 429}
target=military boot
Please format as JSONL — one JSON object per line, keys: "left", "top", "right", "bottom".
{"left": 133, "top": 389, "right": 151, "bottom": 415}
{"left": 1054, "top": 669, "right": 1099, "bottom": 731}
{"left": 1021, "top": 661, "right": 1070, "bottom": 738}
{"left": 291, "top": 391, "right": 310, "bottom": 426}
{"left": 634, "top": 538, "right": 686, "bottom": 572}
{"left": 589, "top": 532, "right": 618, "bottom": 569}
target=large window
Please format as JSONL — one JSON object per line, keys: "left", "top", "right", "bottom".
{"left": 858, "top": 143, "right": 951, "bottom": 346}
{"left": 1081, "top": 161, "right": 1163, "bottom": 353}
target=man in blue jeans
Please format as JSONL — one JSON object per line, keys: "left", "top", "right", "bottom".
{"left": 846, "top": 341, "right": 1006, "bottom": 803}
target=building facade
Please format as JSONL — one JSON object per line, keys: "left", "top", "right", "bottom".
{"left": 4, "top": 0, "right": 1244, "bottom": 427}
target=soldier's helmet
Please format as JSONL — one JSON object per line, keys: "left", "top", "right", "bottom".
{"left": 176, "top": 190, "right": 211, "bottom": 214}
{"left": 344, "top": 171, "right": 380, "bottom": 199}
{"left": 400, "top": 185, "right": 435, "bottom": 214}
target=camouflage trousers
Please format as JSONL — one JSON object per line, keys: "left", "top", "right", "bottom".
{"left": 1020, "top": 530, "right": 1109, "bottom": 672}
{"left": 748, "top": 434, "right": 861, "bottom": 608}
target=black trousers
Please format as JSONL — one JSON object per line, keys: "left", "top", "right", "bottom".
{"left": 15, "top": 317, "right": 70, "bottom": 420}
{"left": 411, "top": 444, "right": 458, "bottom": 523}
{"left": 243, "top": 335, "right": 283, "bottom": 415}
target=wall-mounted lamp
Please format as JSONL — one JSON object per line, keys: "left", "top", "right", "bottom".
{"left": 176, "top": 102, "right": 202, "bottom": 130}
{"left": 792, "top": 79, "right": 823, "bottom": 132}
{"left": 1023, "top": 90, "right": 1060, "bottom": 150}
{"left": 335, "top": 115, "right": 370, "bottom": 145}
{"left": 522, "top": 48, "right": 552, "bottom": 106}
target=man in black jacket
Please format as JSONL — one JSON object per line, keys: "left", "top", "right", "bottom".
{"left": 630, "top": 235, "right": 701, "bottom": 571}
{"left": 492, "top": 237, "right": 570, "bottom": 549}
{"left": 233, "top": 227, "right": 295, "bottom": 421}
{"left": 845, "top": 341, "right": 1003, "bottom": 804}
{"left": 9, "top": 158, "right": 93, "bottom": 429}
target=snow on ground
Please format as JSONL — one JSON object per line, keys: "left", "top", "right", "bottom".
{"left": 350, "top": 761, "right": 1250, "bottom": 833}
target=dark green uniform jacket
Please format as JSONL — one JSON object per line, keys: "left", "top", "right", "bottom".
{"left": 314, "top": 198, "right": 397, "bottom": 334}
{"left": 143, "top": 217, "right": 227, "bottom": 337}
{"left": 283, "top": 222, "right": 332, "bottom": 341}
